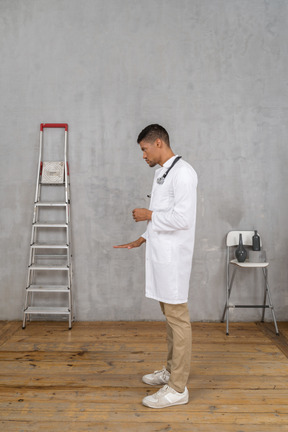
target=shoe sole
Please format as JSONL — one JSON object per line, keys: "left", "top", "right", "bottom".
{"left": 142, "top": 398, "right": 189, "bottom": 409}
{"left": 142, "top": 377, "right": 169, "bottom": 386}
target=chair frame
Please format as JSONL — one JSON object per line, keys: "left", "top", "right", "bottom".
{"left": 221, "top": 230, "right": 279, "bottom": 335}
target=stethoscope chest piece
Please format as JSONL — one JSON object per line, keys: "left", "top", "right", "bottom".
{"left": 156, "top": 156, "right": 182, "bottom": 185}
{"left": 156, "top": 177, "right": 165, "bottom": 185}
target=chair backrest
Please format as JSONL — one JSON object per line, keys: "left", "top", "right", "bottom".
{"left": 226, "top": 230, "right": 263, "bottom": 247}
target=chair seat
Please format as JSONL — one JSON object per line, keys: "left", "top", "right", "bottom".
{"left": 230, "top": 259, "right": 269, "bottom": 268}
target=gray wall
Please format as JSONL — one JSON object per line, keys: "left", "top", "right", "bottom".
{"left": 1, "top": 0, "right": 288, "bottom": 321}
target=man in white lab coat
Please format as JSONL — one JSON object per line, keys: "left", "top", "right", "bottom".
{"left": 114, "top": 124, "right": 197, "bottom": 408}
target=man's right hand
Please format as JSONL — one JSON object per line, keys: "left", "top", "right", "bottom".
{"left": 113, "top": 237, "right": 146, "bottom": 249}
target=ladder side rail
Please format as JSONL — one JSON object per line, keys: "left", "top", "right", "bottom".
{"left": 64, "top": 128, "right": 70, "bottom": 247}
{"left": 34, "top": 128, "right": 43, "bottom": 206}
{"left": 29, "top": 126, "right": 43, "bottom": 294}
{"left": 68, "top": 218, "right": 72, "bottom": 265}
{"left": 26, "top": 260, "right": 32, "bottom": 288}
{"left": 30, "top": 224, "right": 36, "bottom": 246}
{"left": 69, "top": 262, "right": 74, "bottom": 324}
{"left": 30, "top": 225, "right": 37, "bottom": 265}
{"left": 65, "top": 130, "right": 72, "bottom": 258}
{"left": 66, "top": 222, "right": 70, "bottom": 246}
{"left": 66, "top": 172, "right": 73, "bottom": 324}
{"left": 66, "top": 183, "right": 72, "bottom": 251}
{"left": 64, "top": 129, "right": 69, "bottom": 206}
{"left": 67, "top": 184, "right": 73, "bottom": 294}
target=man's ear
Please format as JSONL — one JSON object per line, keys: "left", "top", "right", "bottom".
{"left": 155, "top": 138, "right": 162, "bottom": 148}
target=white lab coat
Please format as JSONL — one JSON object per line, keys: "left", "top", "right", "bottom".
{"left": 142, "top": 155, "right": 198, "bottom": 304}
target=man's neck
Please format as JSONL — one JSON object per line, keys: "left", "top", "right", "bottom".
{"left": 159, "top": 150, "right": 175, "bottom": 166}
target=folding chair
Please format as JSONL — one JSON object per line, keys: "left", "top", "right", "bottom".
{"left": 221, "top": 230, "right": 279, "bottom": 336}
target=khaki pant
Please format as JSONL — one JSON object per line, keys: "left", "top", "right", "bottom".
{"left": 160, "top": 302, "right": 192, "bottom": 393}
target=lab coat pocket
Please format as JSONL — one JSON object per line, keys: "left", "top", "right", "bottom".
{"left": 150, "top": 233, "right": 172, "bottom": 264}
{"left": 152, "top": 183, "right": 174, "bottom": 212}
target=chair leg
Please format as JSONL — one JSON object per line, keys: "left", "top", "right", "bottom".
{"left": 221, "top": 303, "right": 227, "bottom": 323}
{"left": 262, "top": 268, "right": 279, "bottom": 336}
{"left": 222, "top": 267, "right": 237, "bottom": 335}
{"left": 226, "top": 308, "right": 229, "bottom": 335}
{"left": 261, "top": 268, "right": 268, "bottom": 322}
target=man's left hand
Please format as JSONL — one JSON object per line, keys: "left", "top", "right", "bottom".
{"left": 132, "top": 208, "right": 152, "bottom": 222}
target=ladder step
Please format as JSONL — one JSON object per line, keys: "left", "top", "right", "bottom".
{"left": 24, "top": 307, "right": 70, "bottom": 315}
{"left": 29, "top": 264, "right": 69, "bottom": 271}
{"left": 33, "top": 222, "right": 67, "bottom": 228}
{"left": 34, "top": 255, "right": 67, "bottom": 259}
{"left": 27, "top": 285, "right": 70, "bottom": 293}
{"left": 40, "top": 182, "right": 65, "bottom": 186}
{"left": 35, "top": 201, "right": 68, "bottom": 207}
{"left": 31, "top": 243, "right": 69, "bottom": 249}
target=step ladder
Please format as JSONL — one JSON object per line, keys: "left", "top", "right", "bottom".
{"left": 23, "top": 123, "right": 73, "bottom": 329}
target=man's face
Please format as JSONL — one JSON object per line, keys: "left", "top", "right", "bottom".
{"left": 139, "top": 139, "right": 160, "bottom": 167}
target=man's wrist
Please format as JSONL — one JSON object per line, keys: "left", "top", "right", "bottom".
{"left": 147, "top": 210, "right": 153, "bottom": 221}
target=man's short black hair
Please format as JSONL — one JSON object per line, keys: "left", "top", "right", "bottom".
{"left": 137, "top": 124, "right": 170, "bottom": 147}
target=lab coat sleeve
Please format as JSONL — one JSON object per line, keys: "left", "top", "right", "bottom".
{"left": 151, "top": 168, "right": 197, "bottom": 232}
{"left": 141, "top": 221, "right": 150, "bottom": 239}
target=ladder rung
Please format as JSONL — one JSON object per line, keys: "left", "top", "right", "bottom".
{"left": 31, "top": 243, "right": 69, "bottom": 249}
{"left": 33, "top": 222, "right": 67, "bottom": 228}
{"left": 34, "top": 255, "right": 67, "bottom": 259}
{"left": 40, "top": 182, "right": 65, "bottom": 186}
{"left": 24, "top": 307, "right": 70, "bottom": 315}
{"left": 29, "top": 264, "right": 69, "bottom": 271}
{"left": 231, "top": 305, "right": 270, "bottom": 308}
{"left": 35, "top": 201, "right": 68, "bottom": 207}
{"left": 27, "top": 285, "right": 70, "bottom": 293}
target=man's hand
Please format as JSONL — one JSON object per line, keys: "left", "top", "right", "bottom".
{"left": 113, "top": 236, "right": 146, "bottom": 249}
{"left": 132, "top": 208, "right": 152, "bottom": 222}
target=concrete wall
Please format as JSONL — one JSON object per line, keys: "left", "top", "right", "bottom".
{"left": 1, "top": 0, "right": 288, "bottom": 321}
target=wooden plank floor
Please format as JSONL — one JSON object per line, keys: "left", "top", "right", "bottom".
{"left": 0, "top": 321, "right": 288, "bottom": 431}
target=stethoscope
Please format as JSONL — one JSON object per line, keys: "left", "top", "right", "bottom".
{"left": 147, "top": 156, "right": 182, "bottom": 198}
{"left": 156, "top": 156, "right": 182, "bottom": 184}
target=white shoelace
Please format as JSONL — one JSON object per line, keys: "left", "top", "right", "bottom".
{"left": 155, "top": 384, "right": 172, "bottom": 397}
{"left": 154, "top": 367, "right": 169, "bottom": 378}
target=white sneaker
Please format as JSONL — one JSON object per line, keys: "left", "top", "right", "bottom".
{"left": 142, "top": 367, "right": 170, "bottom": 386}
{"left": 142, "top": 385, "right": 189, "bottom": 409}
